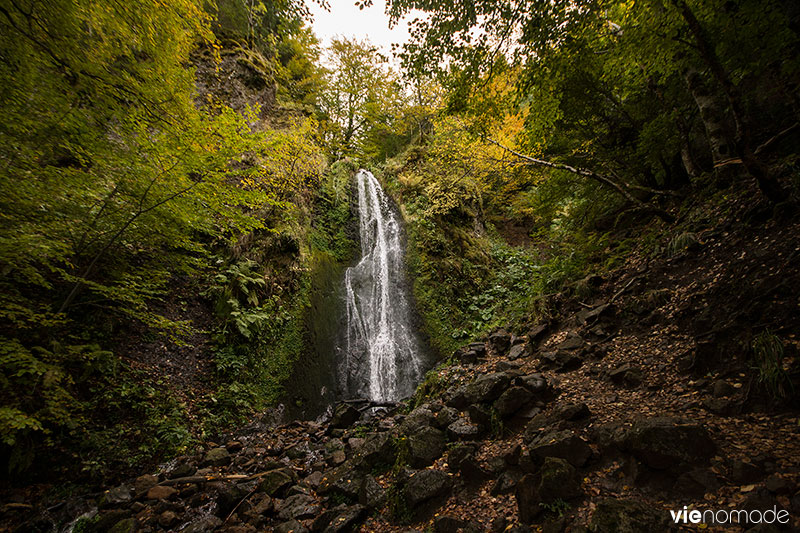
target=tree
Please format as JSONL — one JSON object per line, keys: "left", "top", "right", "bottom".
{"left": 383, "top": 0, "right": 799, "bottom": 203}
{"left": 318, "top": 37, "right": 392, "bottom": 159}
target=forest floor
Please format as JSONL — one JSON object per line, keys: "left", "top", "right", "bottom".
{"left": 1, "top": 192, "right": 799, "bottom": 532}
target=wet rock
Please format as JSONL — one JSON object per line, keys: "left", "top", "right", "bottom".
{"left": 359, "top": 475, "right": 386, "bottom": 509}
{"left": 408, "top": 426, "right": 446, "bottom": 467}
{"left": 304, "top": 471, "right": 324, "bottom": 489}
{"left": 553, "top": 402, "right": 591, "bottom": 421}
{"left": 133, "top": 474, "right": 158, "bottom": 494}
{"left": 183, "top": 516, "right": 223, "bottom": 533}
{"left": 91, "top": 510, "right": 132, "bottom": 532}
{"left": 146, "top": 485, "right": 177, "bottom": 501}
{"left": 538, "top": 456, "right": 582, "bottom": 501}
{"left": 215, "top": 483, "right": 248, "bottom": 517}
{"left": 516, "top": 373, "right": 548, "bottom": 394}
{"left": 509, "top": 344, "right": 526, "bottom": 361}
{"left": 258, "top": 468, "right": 294, "bottom": 497}
{"left": 317, "top": 463, "right": 363, "bottom": 500}
{"left": 556, "top": 333, "right": 584, "bottom": 351}
{"left": 489, "top": 330, "right": 512, "bottom": 354}
{"left": 609, "top": 363, "right": 643, "bottom": 387}
{"left": 494, "top": 386, "right": 534, "bottom": 418}
{"left": 405, "top": 469, "right": 452, "bottom": 508}
{"left": 588, "top": 499, "right": 669, "bottom": 532}
{"left": 541, "top": 350, "right": 583, "bottom": 372}
{"left": 464, "top": 372, "right": 513, "bottom": 403}
{"left": 491, "top": 470, "right": 522, "bottom": 495}
{"left": 351, "top": 432, "right": 396, "bottom": 468}
{"left": 433, "top": 515, "right": 482, "bottom": 533}
{"left": 100, "top": 485, "right": 132, "bottom": 508}
{"left": 158, "top": 510, "right": 180, "bottom": 529}
{"left": 516, "top": 474, "right": 543, "bottom": 523}
{"left": 168, "top": 462, "right": 196, "bottom": 479}
{"left": 325, "top": 504, "right": 366, "bottom": 532}
{"left": 612, "top": 417, "right": 716, "bottom": 469}
{"left": 203, "top": 447, "right": 232, "bottom": 467}
{"left": 275, "top": 519, "right": 309, "bottom": 533}
{"left": 108, "top": 518, "right": 136, "bottom": 533}
{"left": 330, "top": 403, "right": 361, "bottom": 429}
{"left": 400, "top": 407, "right": 436, "bottom": 434}
{"left": 447, "top": 418, "right": 481, "bottom": 440}
{"left": 467, "top": 404, "right": 492, "bottom": 431}
{"left": 435, "top": 407, "right": 460, "bottom": 429}
{"left": 277, "top": 494, "right": 320, "bottom": 520}
{"left": 528, "top": 430, "right": 592, "bottom": 467}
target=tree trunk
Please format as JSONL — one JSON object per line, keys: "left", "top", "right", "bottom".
{"left": 673, "top": 0, "right": 786, "bottom": 202}
{"left": 683, "top": 66, "right": 739, "bottom": 185}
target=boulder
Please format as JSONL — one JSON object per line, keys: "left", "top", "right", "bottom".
{"left": 146, "top": 485, "right": 177, "bottom": 501}
{"left": 528, "top": 430, "right": 592, "bottom": 467}
{"left": 203, "top": 447, "right": 231, "bottom": 467}
{"left": 553, "top": 402, "right": 591, "bottom": 421}
{"left": 317, "top": 463, "right": 364, "bottom": 500}
{"left": 100, "top": 485, "right": 132, "bottom": 508}
{"left": 494, "top": 386, "right": 534, "bottom": 418}
{"left": 258, "top": 468, "right": 294, "bottom": 497}
{"left": 324, "top": 504, "right": 367, "bottom": 532}
{"left": 133, "top": 474, "right": 158, "bottom": 494}
{"left": 158, "top": 510, "right": 180, "bottom": 529}
{"left": 489, "top": 330, "right": 512, "bottom": 354}
{"left": 435, "top": 407, "right": 460, "bottom": 429}
{"left": 556, "top": 333, "right": 584, "bottom": 351}
{"left": 515, "top": 373, "right": 549, "bottom": 395}
{"left": 613, "top": 417, "right": 716, "bottom": 469}
{"left": 407, "top": 426, "right": 446, "bottom": 467}
{"left": 516, "top": 474, "right": 543, "bottom": 523}
{"left": 464, "top": 372, "right": 513, "bottom": 404}
{"left": 277, "top": 494, "right": 321, "bottom": 520}
{"left": 538, "top": 457, "right": 582, "bottom": 501}
{"left": 400, "top": 406, "right": 436, "bottom": 434}
{"left": 588, "top": 499, "right": 670, "bottom": 532}
{"left": 609, "top": 363, "right": 643, "bottom": 388}
{"left": 447, "top": 418, "right": 480, "bottom": 440}
{"left": 330, "top": 403, "right": 361, "bottom": 429}
{"left": 275, "top": 519, "right": 309, "bottom": 533}
{"left": 351, "top": 432, "right": 396, "bottom": 469}
{"left": 359, "top": 475, "right": 386, "bottom": 509}
{"left": 541, "top": 350, "right": 583, "bottom": 372}
{"left": 405, "top": 469, "right": 452, "bottom": 508}
{"left": 508, "top": 344, "right": 526, "bottom": 361}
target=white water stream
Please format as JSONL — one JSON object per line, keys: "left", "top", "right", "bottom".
{"left": 340, "top": 170, "right": 423, "bottom": 402}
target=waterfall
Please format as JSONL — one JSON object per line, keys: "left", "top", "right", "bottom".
{"left": 340, "top": 169, "right": 423, "bottom": 402}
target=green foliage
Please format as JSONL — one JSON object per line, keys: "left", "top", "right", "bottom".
{"left": 541, "top": 498, "right": 571, "bottom": 517}
{"left": 667, "top": 232, "right": 700, "bottom": 257}
{"left": 752, "top": 330, "right": 793, "bottom": 401}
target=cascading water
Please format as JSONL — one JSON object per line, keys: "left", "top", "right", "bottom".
{"left": 340, "top": 169, "right": 424, "bottom": 402}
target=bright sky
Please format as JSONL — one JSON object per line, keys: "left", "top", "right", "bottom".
{"left": 307, "top": 0, "right": 416, "bottom": 56}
